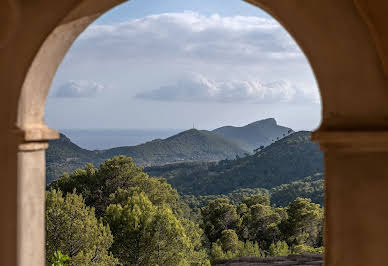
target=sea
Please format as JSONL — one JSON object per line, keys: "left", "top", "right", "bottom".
{"left": 60, "top": 128, "right": 183, "bottom": 150}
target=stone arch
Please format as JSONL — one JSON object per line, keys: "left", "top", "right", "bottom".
{"left": 2, "top": 0, "right": 388, "bottom": 265}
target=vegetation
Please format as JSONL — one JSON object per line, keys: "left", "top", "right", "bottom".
{"left": 48, "top": 156, "right": 209, "bottom": 265}
{"left": 45, "top": 190, "right": 118, "bottom": 265}
{"left": 270, "top": 174, "right": 324, "bottom": 206}
{"left": 46, "top": 120, "right": 302, "bottom": 183}
{"left": 146, "top": 131, "right": 323, "bottom": 195}
{"left": 46, "top": 156, "right": 324, "bottom": 265}
{"left": 100, "top": 129, "right": 246, "bottom": 166}
{"left": 47, "top": 129, "right": 247, "bottom": 183}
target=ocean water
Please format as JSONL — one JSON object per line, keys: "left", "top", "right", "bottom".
{"left": 60, "top": 128, "right": 183, "bottom": 150}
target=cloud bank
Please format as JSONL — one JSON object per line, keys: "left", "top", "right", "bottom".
{"left": 52, "top": 80, "right": 106, "bottom": 98}
{"left": 73, "top": 11, "right": 302, "bottom": 65}
{"left": 136, "top": 73, "right": 317, "bottom": 104}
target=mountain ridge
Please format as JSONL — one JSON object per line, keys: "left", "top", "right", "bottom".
{"left": 46, "top": 119, "right": 297, "bottom": 183}
{"left": 46, "top": 128, "right": 246, "bottom": 183}
{"left": 212, "top": 118, "right": 293, "bottom": 152}
{"left": 145, "top": 131, "right": 323, "bottom": 195}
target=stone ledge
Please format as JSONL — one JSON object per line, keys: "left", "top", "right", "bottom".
{"left": 215, "top": 254, "right": 323, "bottom": 266}
{"left": 312, "top": 130, "right": 388, "bottom": 152}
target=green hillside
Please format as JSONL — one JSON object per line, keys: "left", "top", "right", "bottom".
{"left": 212, "top": 118, "right": 293, "bottom": 152}
{"left": 46, "top": 129, "right": 246, "bottom": 183}
{"left": 145, "top": 131, "right": 323, "bottom": 195}
{"left": 181, "top": 173, "right": 324, "bottom": 209}
{"left": 46, "top": 134, "right": 102, "bottom": 183}
{"left": 98, "top": 129, "right": 246, "bottom": 165}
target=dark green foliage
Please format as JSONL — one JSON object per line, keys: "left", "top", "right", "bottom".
{"left": 201, "top": 198, "right": 241, "bottom": 244}
{"left": 49, "top": 156, "right": 186, "bottom": 218}
{"left": 147, "top": 131, "right": 323, "bottom": 195}
{"left": 279, "top": 198, "right": 323, "bottom": 247}
{"left": 201, "top": 195, "right": 324, "bottom": 261}
{"left": 270, "top": 174, "right": 324, "bottom": 207}
{"left": 46, "top": 154, "right": 324, "bottom": 264}
{"left": 238, "top": 195, "right": 282, "bottom": 249}
{"left": 181, "top": 187, "right": 269, "bottom": 209}
{"left": 48, "top": 156, "right": 209, "bottom": 265}
{"left": 45, "top": 190, "right": 118, "bottom": 265}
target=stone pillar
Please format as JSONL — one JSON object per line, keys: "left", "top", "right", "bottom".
{"left": 313, "top": 130, "right": 388, "bottom": 266}
{"left": 17, "top": 142, "right": 49, "bottom": 265}
{"left": 0, "top": 127, "right": 57, "bottom": 265}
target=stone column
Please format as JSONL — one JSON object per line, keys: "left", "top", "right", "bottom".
{"left": 16, "top": 127, "right": 57, "bottom": 266}
{"left": 0, "top": 126, "right": 58, "bottom": 265}
{"left": 17, "top": 143, "right": 48, "bottom": 265}
{"left": 313, "top": 130, "right": 388, "bottom": 266}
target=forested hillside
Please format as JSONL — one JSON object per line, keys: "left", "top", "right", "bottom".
{"left": 145, "top": 131, "right": 323, "bottom": 195}
{"left": 213, "top": 118, "right": 293, "bottom": 152}
{"left": 46, "top": 156, "right": 324, "bottom": 265}
{"left": 181, "top": 173, "right": 324, "bottom": 209}
{"left": 46, "top": 129, "right": 246, "bottom": 183}
{"left": 46, "top": 134, "right": 101, "bottom": 183}
{"left": 99, "top": 129, "right": 246, "bottom": 165}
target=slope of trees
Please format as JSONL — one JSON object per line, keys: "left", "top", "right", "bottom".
{"left": 47, "top": 129, "right": 247, "bottom": 183}
{"left": 146, "top": 131, "right": 323, "bottom": 195}
{"left": 202, "top": 195, "right": 324, "bottom": 262}
{"left": 48, "top": 156, "right": 209, "bottom": 265}
{"left": 46, "top": 156, "right": 324, "bottom": 265}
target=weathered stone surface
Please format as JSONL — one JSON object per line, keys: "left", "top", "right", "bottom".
{"left": 215, "top": 254, "right": 323, "bottom": 266}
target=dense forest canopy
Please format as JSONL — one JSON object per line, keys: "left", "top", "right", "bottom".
{"left": 47, "top": 156, "right": 324, "bottom": 265}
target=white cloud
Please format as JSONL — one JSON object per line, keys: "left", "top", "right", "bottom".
{"left": 52, "top": 80, "right": 106, "bottom": 98}
{"left": 136, "top": 73, "right": 317, "bottom": 104}
{"left": 71, "top": 11, "right": 302, "bottom": 65}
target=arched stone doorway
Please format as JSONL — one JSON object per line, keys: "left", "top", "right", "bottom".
{"left": 1, "top": 0, "right": 388, "bottom": 265}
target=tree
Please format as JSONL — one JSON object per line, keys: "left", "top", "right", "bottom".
{"left": 45, "top": 190, "right": 118, "bottom": 265}
{"left": 219, "top": 230, "right": 240, "bottom": 253}
{"left": 242, "top": 194, "right": 270, "bottom": 207}
{"left": 201, "top": 198, "right": 241, "bottom": 244}
{"left": 279, "top": 197, "right": 323, "bottom": 247}
{"left": 239, "top": 202, "right": 282, "bottom": 249}
{"left": 104, "top": 192, "right": 209, "bottom": 265}
{"left": 268, "top": 241, "right": 290, "bottom": 257}
{"left": 51, "top": 251, "right": 70, "bottom": 266}
{"left": 50, "top": 156, "right": 186, "bottom": 218}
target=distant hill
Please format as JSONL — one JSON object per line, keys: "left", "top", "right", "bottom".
{"left": 46, "top": 134, "right": 101, "bottom": 183}
{"left": 212, "top": 118, "right": 293, "bottom": 152}
{"left": 145, "top": 131, "right": 323, "bottom": 195}
{"left": 46, "top": 129, "right": 246, "bottom": 183}
{"left": 97, "top": 129, "right": 246, "bottom": 166}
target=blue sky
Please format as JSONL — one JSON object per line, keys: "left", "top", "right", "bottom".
{"left": 96, "top": 0, "right": 270, "bottom": 24}
{"left": 45, "top": 0, "right": 321, "bottom": 131}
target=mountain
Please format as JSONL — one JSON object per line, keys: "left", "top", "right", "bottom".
{"left": 145, "top": 131, "right": 323, "bottom": 195}
{"left": 46, "top": 134, "right": 101, "bottom": 183}
{"left": 212, "top": 118, "right": 293, "bottom": 152}
{"left": 46, "top": 129, "right": 246, "bottom": 183}
{"left": 97, "top": 129, "right": 246, "bottom": 166}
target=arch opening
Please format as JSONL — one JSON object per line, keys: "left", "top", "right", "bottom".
{"left": 41, "top": 0, "right": 324, "bottom": 265}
